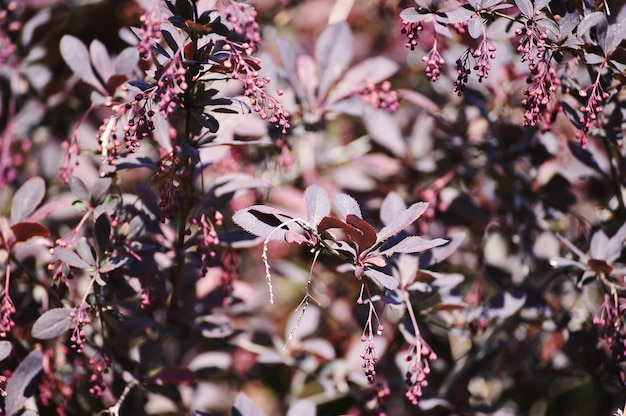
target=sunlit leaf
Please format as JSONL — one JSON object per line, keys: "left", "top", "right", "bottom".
{"left": 60, "top": 35, "right": 105, "bottom": 93}
{"left": 304, "top": 185, "right": 331, "bottom": 227}
{"left": 376, "top": 202, "right": 428, "bottom": 243}
{"left": 0, "top": 340, "right": 12, "bottom": 361}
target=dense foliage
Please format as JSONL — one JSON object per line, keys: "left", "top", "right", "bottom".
{"left": 1, "top": 0, "right": 626, "bottom": 415}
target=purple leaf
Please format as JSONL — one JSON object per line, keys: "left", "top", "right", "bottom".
{"left": 26, "top": 200, "right": 69, "bottom": 223}
{"left": 296, "top": 54, "right": 319, "bottom": 112}
{"left": 233, "top": 392, "right": 267, "bottom": 416}
{"left": 60, "top": 35, "right": 105, "bottom": 94}
{"left": 304, "top": 185, "right": 331, "bottom": 227}
{"left": 276, "top": 38, "right": 305, "bottom": 101}
{"left": 364, "top": 267, "right": 399, "bottom": 290}
{"left": 68, "top": 175, "right": 90, "bottom": 201}
{"left": 5, "top": 349, "right": 43, "bottom": 416}
{"left": 232, "top": 205, "right": 296, "bottom": 241}
{"left": 54, "top": 247, "right": 92, "bottom": 269}
{"left": 377, "top": 202, "right": 428, "bottom": 243}
{"left": 75, "top": 237, "right": 96, "bottom": 267}
{"left": 363, "top": 107, "right": 407, "bottom": 157}
{"left": 421, "top": 231, "right": 466, "bottom": 267}
{"left": 316, "top": 22, "right": 353, "bottom": 101}
{"left": 31, "top": 308, "right": 73, "bottom": 340}
{"left": 333, "top": 193, "right": 362, "bottom": 219}
{"left": 576, "top": 12, "right": 608, "bottom": 37}
{"left": 379, "top": 236, "right": 448, "bottom": 256}
{"left": 327, "top": 57, "right": 399, "bottom": 105}
{"left": 514, "top": 0, "right": 532, "bottom": 16}
{"left": 11, "top": 177, "right": 45, "bottom": 224}
{"left": 0, "top": 340, "right": 11, "bottom": 361}
{"left": 91, "top": 177, "right": 112, "bottom": 203}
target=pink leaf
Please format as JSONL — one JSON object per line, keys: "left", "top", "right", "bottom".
{"left": 379, "top": 236, "right": 448, "bottom": 256}
{"left": 376, "top": 202, "right": 428, "bottom": 243}
{"left": 364, "top": 267, "right": 399, "bottom": 290}
{"left": 233, "top": 206, "right": 295, "bottom": 241}
{"left": 333, "top": 193, "right": 362, "bottom": 219}
{"left": 304, "top": 185, "right": 331, "bottom": 227}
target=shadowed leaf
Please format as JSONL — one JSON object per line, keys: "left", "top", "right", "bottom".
{"left": 11, "top": 177, "right": 45, "bottom": 224}
{"left": 5, "top": 349, "right": 43, "bottom": 416}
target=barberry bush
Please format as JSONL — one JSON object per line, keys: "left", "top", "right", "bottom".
{"left": 2, "top": 0, "right": 626, "bottom": 415}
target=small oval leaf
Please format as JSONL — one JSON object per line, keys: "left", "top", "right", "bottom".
{"left": 32, "top": 308, "right": 73, "bottom": 340}
{"left": 0, "top": 340, "right": 12, "bottom": 361}
{"left": 54, "top": 247, "right": 92, "bottom": 269}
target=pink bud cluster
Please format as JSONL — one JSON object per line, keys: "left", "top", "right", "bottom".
{"left": 516, "top": 24, "right": 548, "bottom": 72}
{"left": 522, "top": 61, "right": 559, "bottom": 127}
{"left": 69, "top": 306, "right": 91, "bottom": 353}
{"left": 404, "top": 340, "right": 436, "bottom": 405}
{"left": 219, "top": 249, "right": 237, "bottom": 306}
{"left": 0, "top": 291, "right": 16, "bottom": 337}
{"left": 87, "top": 353, "right": 111, "bottom": 397}
{"left": 155, "top": 56, "right": 188, "bottom": 117}
{"left": 0, "top": 2, "right": 19, "bottom": 67}
{"left": 353, "top": 80, "right": 400, "bottom": 112}
{"left": 473, "top": 38, "right": 496, "bottom": 83}
{"left": 423, "top": 43, "right": 445, "bottom": 82}
{"left": 453, "top": 51, "right": 471, "bottom": 95}
{"left": 222, "top": 0, "right": 262, "bottom": 54}
{"left": 152, "top": 147, "right": 184, "bottom": 221}
{"left": 59, "top": 136, "right": 81, "bottom": 184}
{"left": 401, "top": 21, "right": 423, "bottom": 51}
{"left": 360, "top": 334, "right": 379, "bottom": 383}
{"left": 192, "top": 211, "right": 221, "bottom": 277}
{"left": 120, "top": 94, "right": 156, "bottom": 152}
{"left": 577, "top": 80, "right": 609, "bottom": 148}
{"left": 137, "top": 3, "right": 163, "bottom": 59}
{"left": 223, "top": 42, "right": 290, "bottom": 133}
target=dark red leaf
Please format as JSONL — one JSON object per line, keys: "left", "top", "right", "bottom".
{"left": 10, "top": 222, "right": 50, "bottom": 243}
{"left": 345, "top": 214, "right": 377, "bottom": 251}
